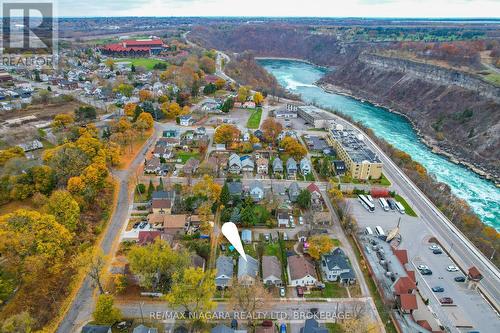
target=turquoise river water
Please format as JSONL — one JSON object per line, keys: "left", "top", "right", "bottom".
{"left": 259, "top": 59, "right": 500, "bottom": 230}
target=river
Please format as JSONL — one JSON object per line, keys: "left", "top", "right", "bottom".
{"left": 259, "top": 59, "right": 500, "bottom": 230}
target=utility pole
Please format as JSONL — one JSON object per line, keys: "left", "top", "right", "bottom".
{"left": 139, "top": 301, "right": 145, "bottom": 324}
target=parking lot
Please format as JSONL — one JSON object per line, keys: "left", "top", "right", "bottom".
{"left": 350, "top": 198, "right": 500, "bottom": 332}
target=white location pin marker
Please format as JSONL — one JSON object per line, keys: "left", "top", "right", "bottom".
{"left": 221, "top": 222, "right": 247, "bottom": 261}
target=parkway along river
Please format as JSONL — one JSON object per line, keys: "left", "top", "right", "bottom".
{"left": 259, "top": 59, "right": 500, "bottom": 230}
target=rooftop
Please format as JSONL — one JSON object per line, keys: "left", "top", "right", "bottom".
{"left": 330, "top": 129, "right": 381, "bottom": 163}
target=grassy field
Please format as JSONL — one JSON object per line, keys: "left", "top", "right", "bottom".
{"left": 394, "top": 194, "right": 418, "bottom": 217}
{"left": 177, "top": 151, "right": 200, "bottom": 163}
{"left": 246, "top": 108, "right": 263, "bottom": 129}
{"left": 306, "top": 282, "right": 349, "bottom": 298}
{"left": 483, "top": 72, "right": 500, "bottom": 86}
{"left": 114, "top": 57, "right": 167, "bottom": 70}
{"left": 326, "top": 323, "right": 344, "bottom": 333}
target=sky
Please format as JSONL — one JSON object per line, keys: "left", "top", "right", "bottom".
{"left": 53, "top": 0, "right": 500, "bottom": 18}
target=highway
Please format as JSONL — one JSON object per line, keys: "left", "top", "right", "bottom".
{"left": 330, "top": 114, "right": 500, "bottom": 309}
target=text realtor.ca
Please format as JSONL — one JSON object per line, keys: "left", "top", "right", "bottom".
{"left": 150, "top": 311, "right": 353, "bottom": 321}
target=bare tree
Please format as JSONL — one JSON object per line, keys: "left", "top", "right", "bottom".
{"left": 227, "top": 280, "right": 273, "bottom": 327}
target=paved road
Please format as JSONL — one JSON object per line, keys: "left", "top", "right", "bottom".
{"left": 330, "top": 114, "right": 500, "bottom": 309}
{"left": 57, "top": 125, "right": 161, "bottom": 333}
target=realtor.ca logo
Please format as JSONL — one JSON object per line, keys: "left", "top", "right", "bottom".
{"left": 1, "top": 1, "right": 57, "bottom": 67}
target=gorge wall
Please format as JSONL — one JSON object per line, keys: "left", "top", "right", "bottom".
{"left": 321, "top": 54, "right": 500, "bottom": 179}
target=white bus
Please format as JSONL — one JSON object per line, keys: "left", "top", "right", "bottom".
{"left": 375, "top": 226, "right": 385, "bottom": 237}
{"left": 378, "top": 198, "right": 390, "bottom": 212}
{"left": 365, "top": 227, "right": 374, "bottom": 236}
{"left": 366, "top": 195, "right": 374, "bottom": 203}
{"left": 395, "top": 201, "right": 406, "bottom": 214}
{"left": 358, "top": 195, "right": 375, "bottom": 212}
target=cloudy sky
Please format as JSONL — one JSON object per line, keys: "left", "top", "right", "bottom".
{"left": 54, "top": 0, "right": 500, "bottom": 18}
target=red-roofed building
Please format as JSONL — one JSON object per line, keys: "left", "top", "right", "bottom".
{"left": 100, "top": 38, "right": 168, "bottom": 56}
{"left": 138, "top": 230, "right": 161, "bottom": 246}
{"left": 393, "top": 249, "right": 409, "bottom": 266}
{"left": 406, "top": 269, "right": 416, "bottom": 283}
{"left": 417, "top": 320, "right": 432, "bottom": 331}
{"left": 399, "top": 294, "right": 418, "bottom": 313}
{"left": 468, "top": 266, "right": 483, "bottom": 282}
{"left": 393, "top": 276, "right": 417, "bottom": 296}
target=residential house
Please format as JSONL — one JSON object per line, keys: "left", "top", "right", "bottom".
{"left": 256, "top": 157, "right": 269, "bottom": 174}
{"left": 195, "top": 126, "right": 207, "bottom": 136}
{"left": 241, "top": 229, "right": 252, "bottom": 244}
{"left": 321, "top": 248, "right": 356, "bottom": 284}
{"left": 249, "top": 180, "right": 265, "bottom": 202}
{"left": 300, "top": 319, "right": 328, "bottom": 333}
{"left": 227, "top": 181, "right": 243, "bottom": 197}
{"left": 288, "top": 182, "right": 301, "bottom": 202}
{"left": 179, "top": 115, "right": 193, "bottom": 126}
{"left": 144, "top": 157, "right": 162, "bottom": 174}
{"left": 242, "top": 131, "right": 250, "bottom": 142}
{"left": 148, "top": 213, "right": 187, "bottom": 236}
{"left": 81, "top": 324, "right": 112, "bottom": 333}
{"left": 215, "top": 256, "right": 234, "bottom": 288}
{"left": 240, "top": 156, "right": 254, "bottom": 173}
{"left": 183, "top": 157, "right": 200, "bottom": 175}
{"left": 286, "top": 158, "right": 298, "bottom": 177}
{"left": 253, "top": 129, "right": 264, "bottom": 141}
{"left": 300, "top": 158, "right": 312, "bottom": 175}
{"left": 288, "top": 255, "right": 318, "bottom": 287}
{"left": 332, "top": 160, "right": 346, "bottom": 176}
{"left": 163, "top": 129, "right": 178, "bottom": 138}
{"left": 398, "top": 294, "right": 418, "bottom": 314}
{"left": 277, "top": 211, "right": 290, "bottom": 228}
{"left": 153, "top": 146, "right": 173, "bottom": 159}
{"left": 133, "top": 325, "right": 159, "bottom": 333}
{"left": 151, "top": 199, "right": 172, "bottom": 214}
{"left": 228, "top": 153, "right": 242, "bottom": 174}
{"left": 392, "top": 276, "right": 417, "bottom": 296}
{"left": 238, "top": 255, "right": 259, "bottom": 286}
{"left": 272, "top": 157, "right": 284, "bottom": 174}
{"left": 262, "top": 255, "right": 282, "bottom": 286}
{"left": 137, "top": 230, "right": 162, "bottom": 246}
{"left": 17, "top": 139, "right": 43, "bottom": 152}
{"left": 157, "top": 137, "right": 179, "bottom": 147}
{"left": 306, "top": 183, "right": 323, "bottom": 210}
{"left": 151, "top": 190, "right": 175, "bottom": 201}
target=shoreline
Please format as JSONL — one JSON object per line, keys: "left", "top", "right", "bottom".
{"left": 255, "top": 57, "right": 331, "bottom": 70}
{"left": 318, "top": 82, "right": 499, "bottom": 186}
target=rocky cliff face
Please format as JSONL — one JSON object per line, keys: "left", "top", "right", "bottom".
{"left": 321, "top": 54, "right": 500, "bottom": 179}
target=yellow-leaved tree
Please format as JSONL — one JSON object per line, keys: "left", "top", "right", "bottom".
{"left": 307, "top": 235, "right": 336, "bottom": 260}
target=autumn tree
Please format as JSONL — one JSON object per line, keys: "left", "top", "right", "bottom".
{"left": 199, "top": 55, "right": 216, "bottom": 74}
{"left": 124, "top": 102, "right": 137, "bottom": 117}
{"left": 227, "top": 280, "right": 273, "bottom": 327}
{"left": 308, "top": 235, "right": 336, "bottom": 260}
{"left": 215, "top": 78, "right": 226, "bottom": 90}
{"left": 127, "top": 240, "right": 190, "bottom": 291}
{"left": 261, "top": 118, "right": 283, "bottom": 144}
{"left": 0, "top": 147, "right": 25, "bottom": 166}
{"left": 43, "top": 190, "right": 80, "bottom": 231}
{"left": 214, "top": 124, "right": 240, "bottom": 144}
{"left": 197, "top": 201, "right": 214, "bottom": 234}
{"left": 134, "top": 112, "right": 154, "bottom": 137}
{"left": 93, "top": 294, "right": 122, "bottom": 325}
{"left": 161, "top": 101, "right": 186, "bottom": 119}
{"left": 253, "top": 92, "right": 264, "bottom": 106}
{"left": 165, "top": 267, "right": 216, "bottom": 329}
{"left": 114, "top": 83, "right": 134, "bottom": 97}
{"left": 104, "top": 58, "right": 115, "bottom": 70}
{"left": 1, "top": 312, "right": 34, "bottom": 333}
{"left": 237, "top": 86, "right": 251, "bottom": 103}
{"left": 139, "top": 89, "right": 153, "bottom": 102}
{"left": 280, "top": 136, "right": 307, "bottom": 160}
{"left": 51, "top": 113, "right": 75, "bottom": 131}
{"left": 341, "top": 316, "right": 379, "bottom": 333}
{"left": 192, "top": 174, "right": 222, "bottom": 203}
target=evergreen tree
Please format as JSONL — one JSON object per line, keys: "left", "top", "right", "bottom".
{"left": 147, "top": 179, "right": 155, "bottom": 200}
{"left": 131, "top": 64, "right": 136, "bottom": 72}
{"left": 157, "top": 177, "right": 164, "bottom": 191}
{"left": 220, "top": 183, "right": 230, "bottom": 205}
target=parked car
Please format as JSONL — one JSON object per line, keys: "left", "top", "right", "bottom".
{"left": 429, "top": 244, "right": 440, "bottom": 251}
{"left": 417, "top": 264, "right": 429, "bottom": 271}
{"left": 447, "top": 265, "right": 459, "bottom": 272}
{"left": 280, "top": 287, "right": 286, "bottom": 297}
{"left": 220, "top": 244, "right": 226, "bottom": 251}
{"left": 262, "top": 320, "right": 273, "bottom": 327}
{"left": 439, "top": 297, "right": 454, "bottom": 304}
{"left": 432, "top": 286, "right": 445, "bottom": 292}
{"left": 133, "top": 222, "right": 140, "bottom": 229}
{"left": 433, "top": 249, "right": 443, "bottom": 254}
{"left": 421, "top": 269, "right": 433, "bottom": 275}
{"left": 299, "top": 216, "right": 304, "bottom": 225}
{"left": 264, "top": 234, "right": 270, "bottom": 242}
{"left": 280, "top": 323, "right": 287, "bottom": 333}
{"left": 296, "top": 286, "right": 304, "bottom": 297}
{"left": 283, "top": 232, "right": 288, "bottom": 241}
{"left": 454, "top": 276, "right": 466, "bottom": 282}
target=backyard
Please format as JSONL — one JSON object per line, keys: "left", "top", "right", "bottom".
{"left": 246, "top": 108, "right": 263, "bottom": 129}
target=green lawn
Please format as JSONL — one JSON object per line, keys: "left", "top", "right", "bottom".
{"left": 326, "top": 323, "right": 344, "bottom": 333}
{"left": 306, "top": 282, "right": 349, "bottom": 298}
{"left": 369, "top": 173, "right": 391, "bottom": 186}
{"left": 264, "top": 242, "right": 281, "bottom": 258}
{"left": 394, "top": 194, "right": 418, "bottom": 217}
{"left": 177, "top": 151, "right": 200, "bottom": 163}
{"left": 114, "top": 57, "right": 168, "bottom": 70}
{"left": 246, "top": 108, "right": 263, "bottom": 129}
{"left": 482, "top": 72, "right": 500, "bottom": 86}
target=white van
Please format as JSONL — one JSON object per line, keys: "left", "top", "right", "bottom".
{"left": 375, "top": 226, "right": 385, "bottom": 237}
{"left": 365, "top": 227, "right": 374, "bottom": 236}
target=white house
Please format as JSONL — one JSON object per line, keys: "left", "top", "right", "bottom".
{"left": 248, "top": 180, "right": 264, "bottom": 202}
{"left": 228, "top": 153, "right": 242, "bottom": 174}
{"left": 256, "top": 157, "right": 268, "bottom": 174}
{"left": 300, "top": 158, "right": 312, "bottom": 175}
{"left": 241, "top": 156, "right": 254, "bottom": 173}
{"left": 179, "top": 115, "right": 193, "bottom": 126}
{"left": 288, "top": 255, "right": 318, "bottom": 287}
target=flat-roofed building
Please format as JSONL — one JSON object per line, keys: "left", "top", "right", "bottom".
{"left": 297, "top": 105, "right": 335, "bottom": 128}
{"left": 328, "top": 129, "right": 382, "bottom": 180}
